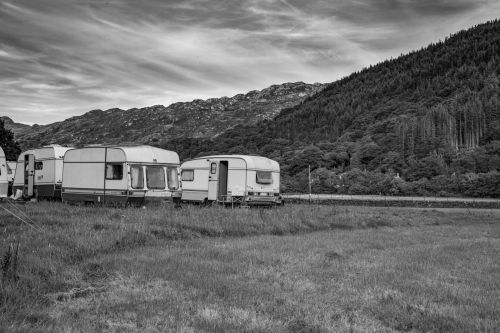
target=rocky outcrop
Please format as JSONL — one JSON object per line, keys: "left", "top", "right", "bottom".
{"left": 9, "top": 82, "right": 325, "bottom": 150}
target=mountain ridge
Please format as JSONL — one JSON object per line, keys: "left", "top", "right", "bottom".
{"left": 7, "top": 81, "right": 326, "bottom": 150}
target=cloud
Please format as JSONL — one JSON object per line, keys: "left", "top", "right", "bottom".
{"left": 0, "top": 0, "right": 499, "bottom": 124}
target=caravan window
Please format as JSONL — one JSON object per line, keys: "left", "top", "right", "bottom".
{"left": 106, "top": 164, "right": 123, "bottom": 180}
{"left": 181, "top": 169, "right": 194, "bottom": 181}
{"left": 256, "top": 171, "right": 273, "bottom": 184}
{"left": 167, "top": 167, "right": 179, "bottom": 190}
{"left": 35, "top": 162, "right": 43, "bottom": 170}
{"left": 146, "top": 166, "right": 165, "bottom": 189}
{"left": 210, "top": 162, "right": 217, "bottom": 174}
{"left": 130, "top": 165, "right": 144, "bottom": 189}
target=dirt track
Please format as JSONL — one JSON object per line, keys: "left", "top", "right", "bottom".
{"left": 283, "top": 194, "right": 500, "bottom": 209}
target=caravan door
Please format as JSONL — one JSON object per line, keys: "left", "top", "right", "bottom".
{"left": 104, "top": 162, "right": 128, "bottom": 204}
{"left": 24, "top": 154, "right": 35, "bottom": 198}
{"left": 207, "top": 160, "right": 228, "bottom": 201}
{"left": 207, "top": 160, "right": 219, "bottom": 201}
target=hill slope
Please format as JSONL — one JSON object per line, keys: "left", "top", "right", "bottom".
{"left": 9, "top": 82, "right": 325, "bottom": 150}
{"left": 0, "top": 116, "right": 31, "bottom": 137}
{"left": 171, "top": 20, "right": 500, "bottom": 197}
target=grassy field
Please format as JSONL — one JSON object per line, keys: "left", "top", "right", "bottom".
{"left": 0, "top": 202, "right": 499, "bottom": 332}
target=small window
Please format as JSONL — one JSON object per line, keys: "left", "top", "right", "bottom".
{"left": 106, "top": 164, "right": 123, "bottom": 180}
{"left": 7, "top": 164, "right": 12, "bottom": 174}
{"left": 130, "top": 165, "right": 144, "bottom": 189}
{"left": 35, "top": 162, "right": 43, "bottom": 170}
{"left": 167, "top": 167, "right": 179, "bottom": 190}
{"left": 256, "top": 171, "right": 273, "bottom": 184}
{"left": 181, "top": 169, "right": 194, "bottom": 181}
{"left": 146, "top": 166, "right": 165, "bottom": 189}
{"left": 210, "top": 162, "right": 217, "bottom": 174}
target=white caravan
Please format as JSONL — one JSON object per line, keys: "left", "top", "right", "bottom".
{"left": 0, "top": 147, "right": 8, "bottom": 198}
{"left": 180, "top": 155, "right": 282, "bottom": 206}
{"left": 62, "top": 145, "right": 181, "bottom": 205}
{"left": 12, "top": 145, "right": 72, "bottom": 199}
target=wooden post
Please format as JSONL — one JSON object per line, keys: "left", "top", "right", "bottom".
{"left": 308, "top": 165, "right": 311, "bottom": 204}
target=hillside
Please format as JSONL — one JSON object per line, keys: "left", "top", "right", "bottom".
{"left": 9, "top": 82, "right": 325, "bottom": 150}
{"left": 0, "top": 116, "right": 31, "bottom": 137}
{"left": 169, "top": 20, "right": 500, "bottom": 197}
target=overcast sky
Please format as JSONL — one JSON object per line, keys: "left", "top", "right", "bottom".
{"left": 1, "top": 0, "right": 499, "bottom": 125}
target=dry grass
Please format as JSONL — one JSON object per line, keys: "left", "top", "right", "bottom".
{"left": 0, "top": 202, "right": 499, "bottom": 332}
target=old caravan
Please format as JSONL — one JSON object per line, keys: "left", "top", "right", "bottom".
{"left": 181, "top": 155, "right": 282, "bottom": 205}
{"left": 12, "top": 145, "right": 72, "bottom": 199}
{"left": 62, "top": 145, "right": 181, "bottom": 205}
{"left": 0, "top": 147, "right": 8, "bottom": 198}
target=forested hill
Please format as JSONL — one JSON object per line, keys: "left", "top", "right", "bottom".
{"left": 168, "top": 20, "right": 500, "bottom": 197}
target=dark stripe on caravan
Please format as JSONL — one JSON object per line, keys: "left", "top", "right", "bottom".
{"left": 17, "top": 158, "right": 61, "bottom": 162}
{"left": 63, "top": 192, "right": 128, "bottom": 204}
{"left": 127, "top": 162, "right": 179, "bottom": 166}
{"left": 64, "top": 162, "right": 178, "bottom": 166}
{"left": 63, "top": 187, "right": 127, "bottom": 191}
{"left": 63, "top": 161, "right": 104, "bottom": 164}
{"left": 12, "top": 184, "right": 58, "bottom": 198}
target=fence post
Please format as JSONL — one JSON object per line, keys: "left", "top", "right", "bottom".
{"left": 308, "top": 165, "right": 311, "bottom": 204}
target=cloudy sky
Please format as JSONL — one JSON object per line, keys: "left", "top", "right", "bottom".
{"left": 1, "top": 0, "right": 499, "bottom": 124}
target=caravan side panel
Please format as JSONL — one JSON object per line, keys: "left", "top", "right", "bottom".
{"left": 63, "top": 162, "right": 105, "bottom": 190}
{"left": 34, "top": 158, "right": 56, "bottom": 197}
{"left": 62, "top": 162, "right": 106, "bottom": 203}
{"left": 62, "top": 148, "right": 106, "bottom": 203}
{"left": 181, "top": 160, "right": 209, "bottom": 202}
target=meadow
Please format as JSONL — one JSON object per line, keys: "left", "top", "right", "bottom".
{"left": 0, "top": 202, "right": 499, "bottom": 332}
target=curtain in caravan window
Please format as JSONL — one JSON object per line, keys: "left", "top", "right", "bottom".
{"left": 130, "top": 166, "right": 144, "bottom": 189}
{"left": 167, "top": 167, "right": 179, "bottom": 190}
{"left": 181, "top": 170, "right": 194, "bottom": 181}
{"left": 106, "top": 164, "right": 123, "bottom": 180}
{"left": 256, "top": 171, "right": 273, "bottom": 184}
{"left": 146, "top": 166, "right": 166, "bottom": 189}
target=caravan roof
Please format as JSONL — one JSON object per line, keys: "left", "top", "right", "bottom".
{"left": 190, "top": 155, "right": 279, "bottom": 171}
{"left": 17, "top": 145, "right": 72, "bottom": 161}
{"left": 64, "top": 145, "right": 179, "bottom": 164}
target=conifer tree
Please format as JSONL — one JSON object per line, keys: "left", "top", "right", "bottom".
{"left": 0, "top": 119, "right": 21, "bottom": 160}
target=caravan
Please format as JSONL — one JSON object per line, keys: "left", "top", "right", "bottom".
{"left": 12, "top": 145, "right": 72, "bottom": 200}
{"left": 180, "top": 155, "right": 282, "bottom": 206}
{"left": 62, "top": 145, "right": 181, "bottom": 205}
{"left": 0, "top": 147, "right": 8, "bottom": 198}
